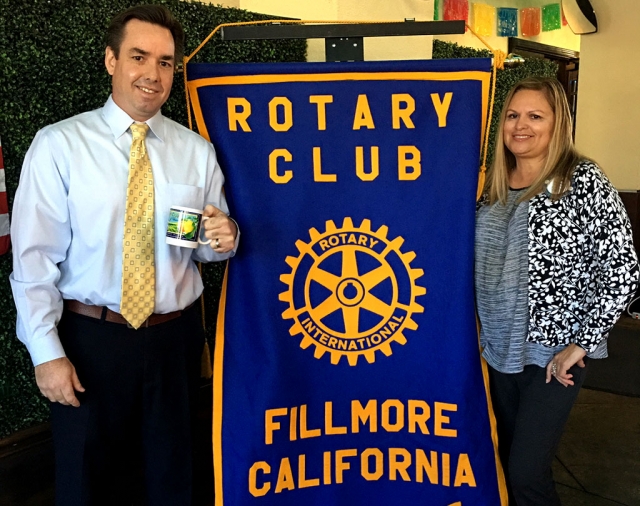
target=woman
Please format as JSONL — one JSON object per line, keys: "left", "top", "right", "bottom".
{"left": 475, "top": 77, "right": 639, "bottom": 505}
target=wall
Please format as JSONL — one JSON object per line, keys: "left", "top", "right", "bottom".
{"left": 575, "top": 0, "right": 640, "bottom": 190}
{"left": 434, "top": 0, "right": 580, "bottom": 53}
{"left": 214, "top": 0, "right": 435, "bottom": 61}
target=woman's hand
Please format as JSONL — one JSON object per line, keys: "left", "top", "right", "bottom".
{"left": 546, "top": 343, "right": 587, "bottom": 387}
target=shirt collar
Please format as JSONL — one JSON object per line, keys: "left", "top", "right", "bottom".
{"left": 102, "top": 95, "right": 166, "bottom": 142}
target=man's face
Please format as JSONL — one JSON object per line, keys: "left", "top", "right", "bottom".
{"left": 105, "top": 19, "right": 175, "bottom": 122}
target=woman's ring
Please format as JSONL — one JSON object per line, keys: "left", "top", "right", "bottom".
{"left": 214, "top": 238, "right": 220, "bottom": 249}
{"left": 551, "top": 362, "right": 558, "bottom": 376}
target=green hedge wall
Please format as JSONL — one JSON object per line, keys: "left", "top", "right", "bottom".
{"left": 0, "top": 0, "right": 306, "bottom": 439}
{"left": 433, "top": 39, "right": 559, "bottom": 167}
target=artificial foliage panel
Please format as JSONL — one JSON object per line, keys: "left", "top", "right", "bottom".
{"left": 472, "top": 3, "right": 496, "bottom": 37}
{"left": 542, "top": 3, "right": 562, "bottom": 32}
{"left": 0, "top": 0, "right": 306, "bottom": 440}
{"left": 521, "top": 7, "right": 542, "bottom": 36}
{"left": 497, "top": 7, "right": 518, "bottom": 37}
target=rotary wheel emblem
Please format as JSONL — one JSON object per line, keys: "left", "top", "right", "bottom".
{"left": 279, "top": 218, "right": 426, "bottom": 366}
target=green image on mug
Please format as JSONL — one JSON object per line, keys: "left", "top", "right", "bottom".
{"left": 166, "top": 206, "right": 211, "bottom": 248}
{"left": 167, "top": 210, "right": 198, "bottom": 241}
{"left": 182, "top": 216, "right": 198, "bottom": 240}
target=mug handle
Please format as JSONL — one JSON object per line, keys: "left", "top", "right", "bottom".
{"left": 198, "top": 216, "right": 212, "bottom": 245}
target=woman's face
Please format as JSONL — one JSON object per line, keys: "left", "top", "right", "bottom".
{"left": 503, "top": 89, "right": 555, "bottom": 165}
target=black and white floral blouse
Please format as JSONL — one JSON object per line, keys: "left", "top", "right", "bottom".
{"left": 480, "top": 160, "right": 639, "bottom": 353}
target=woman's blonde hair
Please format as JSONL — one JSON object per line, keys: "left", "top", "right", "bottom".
{"left": 486, "top": 76, "right": 584, "bottom": 204}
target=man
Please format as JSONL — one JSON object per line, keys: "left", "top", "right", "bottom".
{"left": 10, "top": 5, "right": 237, "bottom": 505}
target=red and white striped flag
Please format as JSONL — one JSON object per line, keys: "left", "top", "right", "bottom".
{"left": 0, "top": 137, "right": 10, "bottom": 255}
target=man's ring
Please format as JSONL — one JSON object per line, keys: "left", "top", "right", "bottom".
{"left": 214, "top": 238, "right": 220, "bottom": 249}
{"left": 551, "top": 362, "right": 558, "bottom": 376}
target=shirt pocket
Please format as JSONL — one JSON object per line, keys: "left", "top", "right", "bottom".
{"left": 157, "top": 183, "right": 204, "bottom": 230}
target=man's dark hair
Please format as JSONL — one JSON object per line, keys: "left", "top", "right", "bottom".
{"left": 106, "top": 4, "right": 185, "bottom": 63}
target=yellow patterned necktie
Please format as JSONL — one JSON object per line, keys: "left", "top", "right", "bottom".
{"left": 120, "top": 123, "right": 155, "bottom": 329}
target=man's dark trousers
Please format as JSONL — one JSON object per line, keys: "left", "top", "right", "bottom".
{"left": 51, "top": 303, "right": 204, "bottom": 506}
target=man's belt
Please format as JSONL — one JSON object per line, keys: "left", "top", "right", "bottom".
{"left": 64, "top": 299, "right": 195, "bottom": 328}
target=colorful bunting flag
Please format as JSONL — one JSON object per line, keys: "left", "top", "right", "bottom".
{"left": 542, "top": 3, "right": 562, "bottom": 32}
{"left": 472, "top": 3, "right": 497, "bottom": 37}
{"left": 434, "top": 0, "right": 443, "bottom": 21}
{"left": 521, "top": 7, "right": 541, "bottom": 36}
{"left": 497, "top": 7, "right": 518, "bottom": 37}
{"left": 437, "top": 2, "right": 564, "bottom": 37}
{"left": 444, "top": 0, "right": 469, "bottom": 26}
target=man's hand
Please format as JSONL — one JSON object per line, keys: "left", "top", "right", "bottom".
{"left": 202, "top": 204, "right": 237, "bottom": 253}
{"left": 35, "top": 357, "right": 85, "bottom": 407}
{"left": 545, "top": 343, "right": 587, "bottom": 387}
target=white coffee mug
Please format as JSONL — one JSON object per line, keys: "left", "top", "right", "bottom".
{"left": 166, "top": 205, "right": 212, "bottom": 249}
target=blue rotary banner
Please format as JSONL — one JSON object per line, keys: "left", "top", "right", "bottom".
{"left": 187, "top": 58, "right": 506, "bottom": 506}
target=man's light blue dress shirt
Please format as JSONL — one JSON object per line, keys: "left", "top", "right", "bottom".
{"left": 10, "top": 96, "right": 236, "bottom": 366}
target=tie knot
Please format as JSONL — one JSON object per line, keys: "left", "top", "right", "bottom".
{"left": 130, "top": 123, "right": 149, "bottom": 140}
